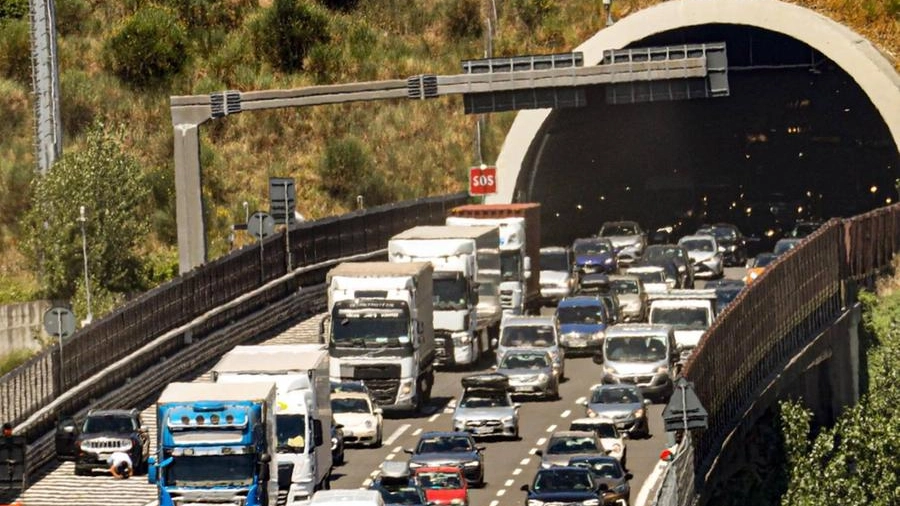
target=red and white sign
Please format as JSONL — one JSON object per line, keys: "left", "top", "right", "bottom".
{"left": 469, "top": 165, "right": 497, "bottom": 196}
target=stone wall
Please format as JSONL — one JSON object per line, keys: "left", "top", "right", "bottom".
{"left": 0, "top": 301, "right": 51, "bottom": 355}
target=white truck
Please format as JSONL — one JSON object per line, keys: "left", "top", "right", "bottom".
{"left": 647, "top": 289, "right": 717, "bottom": 363}
{"left": 212, "top": 345, "right": 333, "bottom": 505}
{"left": 388, "top": 225, "right": 501, "bottom": 367}
{"left": 321, "top": 262, "right": 435, "bottom": 413}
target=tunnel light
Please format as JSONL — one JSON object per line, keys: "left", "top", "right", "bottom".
{"left": 806, "top": 190, "right": 813, "bottom": 197}
{"left": 599, "top": 196, "right": 606, "bottom": 201}
{"left": 798, "top": 152, "right": 804, "bottom": 158}
{"left": 555, "top": 212, "right": 560, "bottom": 218}
{"left": 625, "top": 186, "right": 631, "bottom": 191}
{"left": 745, "top": 207, "right": 752, "bottom": 215}
{"left": 797, "top": 206, "right": 804, "bottom": 214}
{"left": 887, "top": 198, "right": 893, "bottom": 204}
{"left": 745, "top": 154, "right": 750, "bottom": 159}
{"left": 870, "top": 185, "right": 878, "bottom": 193}
{"left": 577, "top": 204, "right": 583, "bottom": 210}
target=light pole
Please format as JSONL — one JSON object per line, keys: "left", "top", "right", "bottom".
{"left": 77, "top": 206, "right": 93, "bottom": 325}
{"left": 603, "top": 0, "right": 614, "bottom": 27}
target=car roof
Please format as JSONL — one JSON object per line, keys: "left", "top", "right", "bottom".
{"left": 601, "top": 220, "right": 640, "bottom": 227}
{"left": 569, "top": 455, "right": 620, "bottom": 464}
{"left": 625, "top": 265, "right": 664, "bottom": 273}
{"left": 559, "top": 296, "right": 602, "bottom": 306}
{"left": 87, "top": 409, "right": 137, "bottom": 417}
{"left": 549, "top": 430, "right": 597, "bottom": 438}
{"left": 501, "top": 316, "right": 556, "bottom": 327}
{"left": 605, "top": 324, "right": 672, "bottom": 336}
{"left": 589, "top": 383, "right": 642, "bottom": 393}
{"left": 569, "top": 418, "right": 616, "bottom": 426}
{"left": 540, "top": 246, "right": 568, "bottom": 253}
{"left": 500, "top": 348, "right": 551, "bottom": 357}
{"left": 607, "top": 274, "right": 639, "bottom": 282}
{"left": 419, "top": 431, "right": 471, "bottom": 439}
{"left": 679, "top": 234, "right": 716, "bottom": 242}
{"left": 574, "top": 237, "right": 613, "bottom": 245}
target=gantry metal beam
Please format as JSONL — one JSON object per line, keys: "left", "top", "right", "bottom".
{"left": 171, "top": 44, "right": 723, "bottom": 273}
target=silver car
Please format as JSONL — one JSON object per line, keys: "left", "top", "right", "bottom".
{"left": 599, "top": 221, "right": 647, "bottom": 264}
{"left": 539, "top": 246, "right": 575, "bottom": 306}
{"left": 678, "top": 234, "right": 724, "bottom": 279}
{"left": 495, "top": 315, "right": 565, "bottom": 379}
{"left": 582, "top": 384, "right": 651, "bottom": 439}
{"left": 536, "top": 430, "right": 607, "bottom": 468}
{"left": 452, "top": 374, "right": 519, "bottom": 439}
{"left": 495, "top": 349, "right": 559, "bottom": 400}
{"left": 608, "top": 275, "right": 647, "bottom": 323}
{"left": 568, "top": 418, "right": 626, "bottom": 466}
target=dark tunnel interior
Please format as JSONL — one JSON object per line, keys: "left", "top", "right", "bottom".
{"left": 518, "top": 25, "right": 899, "bottom": 248}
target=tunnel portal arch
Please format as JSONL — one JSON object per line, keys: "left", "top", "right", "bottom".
{"left": 487, "top": 0, "right": 900, "bottom": 204}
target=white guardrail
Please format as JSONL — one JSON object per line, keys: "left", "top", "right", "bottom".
{"left": 635, "top": 434, "right": 696, "bottom": 506}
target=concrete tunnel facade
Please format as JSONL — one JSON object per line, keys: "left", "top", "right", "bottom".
{"left": 486, "top": 0, "right": 900, "bottom": 216}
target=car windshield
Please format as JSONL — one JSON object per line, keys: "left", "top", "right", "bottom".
{"left": 417, "top": 471, "right": 462, "bottom": 489}
{"left": 574, "top": 241, "right": 611, "bottom": 255}
{"left": 571, "top": 423, "right": 618, "bottom": 439}
{"left": 610, "top": 280, "right": 639, "bottom": 295}
{"left": 716, "top": 288, "right": 742, "bottom": 307}
{"left": 755, "top": 253, "right": 779, "bottom": 267}
{"left": 790, "top": 223, "right": 820, "bottom": 237}
{"left": 433, "top": 277, "right": 468, "bottom": 310}
{"left": 500, "top": 325, "right": 555, "bottom": 348}
{"left": 774, "top": 241, "right": 799, "bottom": 255}
{"left": 601, "top": 224, "right": 637, "bottom": 236}
{"left": 416, "top": 436, "right": 472, "bottom": 453}
{"left": 570, "top": 458, "right": 624, "bottom": 479}
{"left": 332, "top": 398, "right": 371, "bottom": 414}
{"left": 650, "top": 307, "right": 710, "bottom": 330}
{"left": 680, "top": 239, "right": 715, "bottom": 252}
{"left": 533, "top": 469, "right": 595, "bottom": 492}
{"left": 376, "top": 485, "right": 426, "bottom": 503}
{"left": 83, "top": 415, "right": 134, "bottom": 433}
{"left": 460, "top": 394, "right": 510, "bottom": 409}
{"left": 548, "top": 436, "right": 599, "bottom": 454}
{"left": 628, "top": 270, "right": 665, "bottom": 284}
{"left": 698, "top": 227, "right": 736, "bottom": 240}
{"left": 541, "top": 251, "right": 570, "bottom": 271}
{"left": 276, "top": 414, "right": 306, "bottom": 451}
{"left": 500, "top": 353, "right": 549, "bottom": 369}
{"left": 591, "top": 387, "right": 640, "bottom": 405}
{"left": 605, "top": 336, "right": 667, "bottom": 362}
{"left": 557, "top": 305, "right": 604, "bottom": 324}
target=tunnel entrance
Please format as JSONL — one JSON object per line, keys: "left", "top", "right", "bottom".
{"left": 511, "top": 24, "right": 898, "bottom": 248}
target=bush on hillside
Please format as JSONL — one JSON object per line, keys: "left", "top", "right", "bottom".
{"left": 60, "top": 70, "right": 97, "bottom": 137}
{"left": 511, "top": 0, "right": 558, "bottom": 31}
{"left": 445, "top": 0, "right": 484, "bottom": 39}
{"left": 0, "top": 0, "right": 27, "bottom": 20}
{"left": 103, "top": 5, "right": 188, "bottom": 88}
{"left": 56, "top": 0, "right": 94, "bottom": 36}
{"left": 320, "top": 0, "right": 359, "bottom": 10}
{"left": 318, "top": 136, "right": 395, "bottom": 208}
{"left": 0, "top": 19, "right": 31, "bottom": 85}
{"left": 251, "top": 0, "right": 330, "bottom": 73}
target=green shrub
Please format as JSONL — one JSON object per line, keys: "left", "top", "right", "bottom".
{"left": 320, "top": 0, "right": 359, "bottom": 10}
{"left": 318, "top": 136, "right": 395, "bottom": 207}
{"left": 510, "top": 0, "right": 558, "bottom": 31}
{"left": 103, "top": 5, "right": 189, "bottom": 88}
{"left": 56, "top": 0, "right": 94, "bottom": 35}
{"left": 0, "top": 19, "right": 31, "bottom": 85}
{"left": 306, "top": 42, "right": 343, "bottom": 84}
{"left": 0, "top": 78, "right": 28, "bottom": 139}
{"left": 0, "top": 0, "right": 27, "bottom": 20}
{"left": 251, "top": 0, "right": 330, "bottom": 73}
{"left": 445, "top": 0, "right": 484, "bottom": 39}
{"left": 60, "top": 69, "right": 97, "bottom": 137}
{"left": 0, "top": 348, "right": 37, "bottom": 376}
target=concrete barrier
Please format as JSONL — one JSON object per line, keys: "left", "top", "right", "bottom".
{"left": 0, "top": 301, "right": 51, "bottom": 355}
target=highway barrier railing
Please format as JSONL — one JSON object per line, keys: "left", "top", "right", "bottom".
{"left": 683, "top": 203, "right": 900, "bottom": 489}
{"left": 0, "top": 192, "right": 468, "bottom": 443}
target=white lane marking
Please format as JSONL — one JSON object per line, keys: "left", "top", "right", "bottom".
{"left": 512, "top": 468, "right": 522, "bottom": 475}
{"left": 489, "top": 502, "right": 499, "bottom": 506}
{"left": 520, "top": 457, "right": 531, "bottom": 465}
{"left": 370, "top": 470, "right": 380, "bottom": 477}
{"left": 496, "top": 489, "right": 506, "bottom": 497}
{"left": 546, "top": 424, "right": 557, "bottom": 432}
{"left": 362, "top": 478, "right": 373, "bottom": 487}
{"left": 575, "top": 396, "right": 586, "bottom": 404}
{"left": 428, "top": 413, "right": 440, "bottom": 422}
{"left": 412, "top": 428, "right": 422, "bottom": 436}
{"left": 385, "top": 453, "right": 395, "bottom": 460}
{"left": 392, "top": 445, "right": 403, "bottom": 453}
{"left": 384, "top": 424, "right": 411, "bottom": 446}
{"left": 528, "top": 448, "right": 538, "bottom": 455}
{"left": 448, "top": 398, "right": 457, "bottom": 407}
{"left": 561, "top": 409, "right": 571, "bottom": 418}
{"left": 505, "top": 479, "right": 515, "bottom": 487}
{"left": 536, "top": 437, "right": 546, "bottom": 446}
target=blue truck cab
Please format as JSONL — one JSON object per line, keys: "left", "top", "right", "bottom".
{"left": 148, "top": 382, "right": 278, "bottom": 506}
{"left": 554, "top": 296, "right": 609, "bottom": 356}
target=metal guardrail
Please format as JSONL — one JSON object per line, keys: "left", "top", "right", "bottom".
{"left": 1, "top": 192, "right": 468, "bottom": 443}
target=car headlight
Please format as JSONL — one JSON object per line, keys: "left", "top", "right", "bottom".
{"left": 450, "top": 500, "right": 465, "bottom": 506}
{"left": 408, "top": 461, "right": 423, "bottom": 468}
{"left": 604, "top": 365, "right": 617, "bottom": 375}
{"left": 591, "top": 330, "right": 605, "bottom": 341}
{"left": 540, "top": 461, "right": 552, "bottom": 469}
{"left": 399, "top": 379, "right": 414, "bottom": 395}
{"left": 527, "top": 500, "right": 545, "bottom": 506}
{"left": 453, "top": 331, "right": 471, "bottom": 344}
{"left": 718, "top": 246, "right": 725, "bottom": 252}
{"left": 501, "top": 416, "right": 514, "bottom": 423}
{"left": 331, "top": 437, "right": 338, "bottom": 450}
{"left": 463, "top": 460, "right": 480, "bottom": 467}
{"left": 537, "top": 373, "right": 549, "bottom": 382}
{"left": 657, "top": 366, "right": 668, "bottom": 374}
{"left": 750, "top": 271, "right": 759, "bottom": 279}
{"left": 634, "top": 408, "right": 645, "bottom": 418}
{"left": 611, "top": 443, "right": 622, "bottom": 454}
{"left": 604, "top": 257, "right": 614, "bottom": 264}
{"left": 582, "top": 499, "right": 601, "bottom": 506}
{"left": 365, "top": 420, "right": 373, "bottom": 429}
{"left": 677, "top": 265, "right": 686, "bottom": 273}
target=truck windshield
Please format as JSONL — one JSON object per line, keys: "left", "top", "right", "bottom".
{"left": 276, "top": 414, "right": 306, "bottom": 452}
{"left": 332, "top": 309, "right": 409, "bottom": 348}
{"left": 167, "top": 454, "right": 255, "bottom": 487}
{"left": 650, "top": 307, "right": 710, "bottom": 330}
{"left": 605, "top": 336, "right": 667, "bottom": 362}
{"left": 541, "top": 252, "right": 569, "bottom": 271}
{"left": 433, "top": 277, "right": 468, "bottom": 310}
{"left": 500, "top": 326, "right": 554, "bottom": 347}
{"left": 556, "top": 305, "right": 604, "bottom": 325}
{"left": 500, "top": 251, "right": 521, "bottom": 281}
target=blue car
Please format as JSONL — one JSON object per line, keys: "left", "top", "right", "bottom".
{"left": 555, "top": 296, "right": 609, "bottom": 355}
{"left": 573, "top": 237, "right": 618, "bottom": 275}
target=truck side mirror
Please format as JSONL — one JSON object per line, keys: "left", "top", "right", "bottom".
{"left": 259, "top": 453, "right": 272, "bottom": 463}
{"left": 313, "top": 419, "right": 324, "bottom": 447}
{"left": 147, "top": 456, "right": 157, "bottom": 484}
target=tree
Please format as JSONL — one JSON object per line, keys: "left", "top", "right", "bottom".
{"left": 23, "top": 124, "right": 151, "bottom": 301}
{"left": 251, "top": 0, "right": 330, "bottom": 72}
{"left": 103, "top": 5, "right": 188, "bottom": 87}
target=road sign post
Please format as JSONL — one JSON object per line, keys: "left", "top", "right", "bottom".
{"left": 469, "top": 164, "right": 497, "bottom": 198}
{"left": 248, "top": 212, "right": 275, "bottom": 283}
{"left": 270, "top": 178, "right": 296, "bottom": 271}
{"left": 662, "top": 377, "right": 708, "bottom": 432}
{"left": 43, "top": 306, "right": 75, "bottom": 396}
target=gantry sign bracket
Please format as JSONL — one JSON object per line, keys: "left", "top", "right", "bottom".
{"left": 171, "top": 43, "right": 728, "bottom": 273}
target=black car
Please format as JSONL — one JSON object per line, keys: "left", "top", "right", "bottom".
{"left": 788, "top": 220, "right": 823, "bottom": 238}
{"left": 708, "top": 279, "right": 745, "bottom": 315}
{"left": 569, "top": 455, "right": 633, "bottom": 505}
{"left": 639, "top": 244, "right": 694, "bottom": 288}
{"left": 697, "top": 223, "right": 748, "bottom": 267}
{"left": 404, "top": 431, "right": 485, "bottom": 487}
{"left": 521, "top": 466, "right": 602, "bottom": 505}
{"left": 55, "top": 408, "right": 150, "bottom": 476}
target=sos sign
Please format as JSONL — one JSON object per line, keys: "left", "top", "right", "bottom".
{"left": 469, "top": 165, "right": 497, "bottom": 196}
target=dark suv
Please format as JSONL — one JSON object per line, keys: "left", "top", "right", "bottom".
{"left": 55, "top": 408, "right": 150, "bottom": 476}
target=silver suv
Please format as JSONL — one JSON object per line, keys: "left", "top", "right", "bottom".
{"left": 495, "top": 315, "right": 564, "bottom": 380}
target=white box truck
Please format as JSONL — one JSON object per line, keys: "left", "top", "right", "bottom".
{"left": 647, "top": 289, "right": 717, "bottom": 364}
{"left": 388, "top": 225, "right": 501, "bottom": 367}
{"left": 321, "top": 262, "right": 435, "bottom": 413}
{"left": 212, "top": 344, "right": 332, "bottom": 505}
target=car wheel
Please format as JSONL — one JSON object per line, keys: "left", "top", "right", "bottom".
{"left": 373, "top": 427, "right": 383, "bottom": 448}
{"left": 74, "top": 466, "right": 89, "bottom": 476}
{"left": 334, "top": 450, "right": 344, "bottom": 466}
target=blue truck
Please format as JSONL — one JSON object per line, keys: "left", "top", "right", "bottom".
{"left": 148, "top": 382, "right": 278, "bottom": 506}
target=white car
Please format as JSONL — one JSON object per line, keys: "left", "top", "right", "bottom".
{"left": 331, "top": 391, "right": 383, "bottom": 447}
{"left": 677, "top": 234, "right": 724, "bottom": 279}
{"left": 569, "top": 418, "right": 627, "bottom": 468}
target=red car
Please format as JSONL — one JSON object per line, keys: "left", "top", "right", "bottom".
{"left": 414, "top": 466, "right": 469, "bottom": 506}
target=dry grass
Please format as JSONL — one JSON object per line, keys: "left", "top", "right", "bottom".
{"left": 875, "top": 255, "right": 900, "bottom": 296}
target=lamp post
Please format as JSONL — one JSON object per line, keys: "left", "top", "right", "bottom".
{"left": 77, "top": 206, "right": 93, "bottom": 325}
{"left": 603, "top": 0, "right": 614, "bottom": 27}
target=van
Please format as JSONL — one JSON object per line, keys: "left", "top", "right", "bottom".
{"left": 495, "top": 315, "right": 565, "bottom": 380}
{"left": 594, "top": 324, "right": 677, "bottom": 403}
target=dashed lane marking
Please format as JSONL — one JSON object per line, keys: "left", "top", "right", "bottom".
{"left": 520, "top": 458, "right": 531, "bottom": 465}
{"left": 412, "top": 428, "right": 422, "bottom": 436}
{"left": 561, "top": 409, "right": 571, "bottom": 418}
{"left": 489, "top": 501, "right": 499, "bottom": 506}
{"left": 536, "top": 437, "right": 546, "bottom": 446}
{"left": 428, "top": 413, "right": 440, "bottom": 422}
{"left": 505, "top": 479, "right": 515, "bottom": 487}
{"left": 496, "top": 489, "right": 506, "bottom": 497}
{"left": 361, "top": 478, "right": 373, "bottom": 487}
{"left": 512, "top": 468, "right": 522, "bottom": 476}
{"left": 385, "top": 453, "right": 395, "bottom": 460}
{"left": 546, "top": 424, "right": 557, "bottom": 432}
{"left": 528, "top": 448, "right": 538, "bottom": 455}
{"left": 575, "top": 396, "right": 586, "bottom": 405}
{"left": 384, "top": 424, "right": 410, "bottom": 446}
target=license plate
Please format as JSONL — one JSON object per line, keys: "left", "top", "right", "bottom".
{"left": 474, "top": 427, "right": 493, "bottom": 434}
{"left": 99, "top": 452, "right": 111, "bottom": 461}
{"left": 514, "top": 386, "right": 531, "bottom": 392}
{"left": 570, "top": 341, "right": 587, "bottom": 347}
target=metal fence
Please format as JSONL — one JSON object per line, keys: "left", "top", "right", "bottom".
{"left": 0, "top": 192, "right": 468, "bottom": 441}
{"left": 682, "top": 203, "right": 900, "bottom": 489}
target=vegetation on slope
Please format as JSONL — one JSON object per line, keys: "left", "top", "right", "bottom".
{"left": 0, "top": 0, "right": 896, "bottom": 313}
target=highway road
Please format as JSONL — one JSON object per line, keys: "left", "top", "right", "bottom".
{"left": 17, "top": 268, "right": 743, "bottom": 506}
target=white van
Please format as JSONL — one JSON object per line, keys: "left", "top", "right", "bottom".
{"left": 596, "top": 324, "right": 677, "bottom": 403}
{"left": 310, "top": 489, "right": 385, "bottom": 506}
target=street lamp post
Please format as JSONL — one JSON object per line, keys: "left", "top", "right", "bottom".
{"left": 77, "top": 206, "right": 92, "bottom": 325}
{"left": 603, "top": 0, "right": 615, "bottom": 27}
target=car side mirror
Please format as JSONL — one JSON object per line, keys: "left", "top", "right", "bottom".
{"left": 335, "top": 423, "right": 344, "bottom": 430}
{"left": 403, "top": 448, "right": 414, "bottom": 455}
{"left": 534, "top": 450, "right": 543, "bottom": 456}
{"left": 476, "top": 446, "right": 486, "bottom": 452}
{"left": 374, "top": 408, "right": 383, "bottom": 415}
{"left": 598, "top": 483, "right": 610, "bottom": 492}
{"left": 625, "top": 472, "right": 634, "bottom": 481}
{"left": 592, "top": 353, "right": 603, "bottom": 365}
{"left": 147, "top": 456, "right": 157, "bottom": 484}
{"left": 520, "top": 484, "right": 529, "bottom": 492}
{"left": 513, "top": 403, "right": 522, "bottom": 409}
{"left": 643, "top": 399, "right": 652, "bottom": 407}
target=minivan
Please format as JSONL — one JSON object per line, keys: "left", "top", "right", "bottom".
{"left": 593, "top": 324, "right": 677, "bottom": 402}
{"left": 495, "top": 315, "right": 564, "bottom": 380}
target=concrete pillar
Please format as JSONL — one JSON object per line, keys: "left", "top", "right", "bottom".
{"left": 173, "top": 122, "right": 206, "bottom": 273}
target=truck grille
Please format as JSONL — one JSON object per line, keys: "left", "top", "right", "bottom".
{"left": 359, "top": 378, "right": 400, "bottom": 406}
{"left": 621, "top": 375, "right": 654, "bottom": 386}
{"left": 81, "top": 438, "right": 131, "bottom": 451}
{"left": 277, "top": 462, "right": 294, "bottom": 489}
{"left": 499, "top": 290, "right": 514, "bottom": 308}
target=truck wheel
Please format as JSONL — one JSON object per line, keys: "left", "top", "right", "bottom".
{"left": 74, "top": 466, "right": 88, "bottom": 476}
